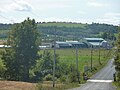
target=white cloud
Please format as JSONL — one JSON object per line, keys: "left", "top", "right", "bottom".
{"left": 95, "top": 12, "right": 120, "bottom": 25}
{"left": 31, "top": 0, "right": 71, "bottom": 12}
{"left": 87, "top": 1, "right": 108, "bottom": 7}
{"left": 10, "top": 0, "right": 32, "bottom": 12}
{"left": 104, "top": 13, "right": 120, "bottom": 17}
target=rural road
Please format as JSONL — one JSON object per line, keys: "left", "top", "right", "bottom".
{"left": 69, "top": 58, "right": 116, "bottom": 90}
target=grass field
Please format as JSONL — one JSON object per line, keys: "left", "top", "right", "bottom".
{"left": 39, "top": 48, "right": 112, "bottom": 76}
{"left": 37, "top": 22, "right": 87, "bottom": 28}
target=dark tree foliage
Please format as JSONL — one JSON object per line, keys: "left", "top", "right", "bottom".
{"left": 115, "top": 26, "right": 120, "bottom": 82}
{"left": 31, "top": 50, "right": 70, "bottom": 82}
{"left": 2, "top": 18, "right": 40, "bottom": 81}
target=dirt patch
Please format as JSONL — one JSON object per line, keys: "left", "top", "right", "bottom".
{"left": 0, "top": 81, "right": 36, "bottom": 90}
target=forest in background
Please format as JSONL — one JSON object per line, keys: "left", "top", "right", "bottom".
{"left": 0, "top": 22, "right": 118, "bottom": 41}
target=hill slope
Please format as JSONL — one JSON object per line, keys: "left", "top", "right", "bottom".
{"left": 0, "top": 22, "right": 118, "bottom": 40}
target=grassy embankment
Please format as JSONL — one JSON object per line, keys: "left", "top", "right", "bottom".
{"left": 113, "top": 82, "right": 120, "bottom": 90}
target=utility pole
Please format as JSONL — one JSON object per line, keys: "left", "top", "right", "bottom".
{"left": 76, "top": 46, "right": 80, "bottom": 84}
{"left": 53, "top": 27, "right": 56, "bottom": 87}
{"left": 91, "top": 45, "right": 93, "bottom": 72}
{"left": 99, "top": 41, "right": 101, "bottom": 65}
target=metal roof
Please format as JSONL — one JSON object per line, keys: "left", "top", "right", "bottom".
{"left": 56, "top": 41, "right": 69, "bottom": 44}
{"left": 0, "top": 45, "right": 11, "bottom": 48}
{"left": 84, "top": 38, "right": 104, "bottom": 41}
{"left": 56, "top": 41, "right": 84, "bottom": 45}
{"left": 89, "top": 42, "right": 102, "bottom": 46}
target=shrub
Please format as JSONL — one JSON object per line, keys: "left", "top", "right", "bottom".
{"left": 59, "top": 75, "right": 67, "bottom": 83}
{"left": 43, "top": 74, "right": 53, "bottom": 81}
{"left": 68, "top": 72, "right": 77, "bottom": 83}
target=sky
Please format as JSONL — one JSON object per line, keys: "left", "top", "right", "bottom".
{"left": 0, "top": 0, "right": 120, "bottom": 25}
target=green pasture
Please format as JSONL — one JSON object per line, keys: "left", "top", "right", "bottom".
{"left": 37, "top": 22, "right": 87, "bottom": 28}
{"left": 39, "top": 48, "right": 112, "bottom": 73}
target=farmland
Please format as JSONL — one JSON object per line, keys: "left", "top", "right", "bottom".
{"left": 39, "top": 48, "right": 112, "bottom": 77}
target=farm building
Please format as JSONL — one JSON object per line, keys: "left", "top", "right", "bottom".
{"left": 83, "top": 38, "right": 110, "bottom": 48}
{"left": 55, "top": 41, "right": 87, "bottom": 48}
{"left": 66, "top": 41, "right": 87, "bottom": 48}
{"left": 56, "top": 41, "right": 72, "bottom": 48}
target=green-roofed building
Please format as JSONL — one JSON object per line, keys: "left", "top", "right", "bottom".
{"left": 83, "top": 38, "right": 110, "bottom": 48}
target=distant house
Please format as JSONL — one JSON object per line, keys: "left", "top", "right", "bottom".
{"left": 83, "top": 38, "right": 110, "bottom": 48}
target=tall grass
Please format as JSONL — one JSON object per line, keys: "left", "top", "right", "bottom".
{"left": 36, "top": 81, "right": 79, "bottom": 90}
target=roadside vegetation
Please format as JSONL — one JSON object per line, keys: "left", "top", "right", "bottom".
{"left": 114, "top": 26, "right": 120, "bottom": 89}
{"left": 113, "top": 82, "right": 120, "bottom": 90}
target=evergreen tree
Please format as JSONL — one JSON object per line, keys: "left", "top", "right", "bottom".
{"left": 2, "top": 18, "right": 40, "bottom": 81}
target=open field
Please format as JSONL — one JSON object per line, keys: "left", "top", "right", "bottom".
{"left": 39, "top": 48, "right": 112, "bottom": 73}
{"left": 37, "top": 22, "right": 87, "bottom": 28}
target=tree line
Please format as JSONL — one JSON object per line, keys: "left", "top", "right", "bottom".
{"left": 0, "top": 22, "right": 118, "bottom": 41}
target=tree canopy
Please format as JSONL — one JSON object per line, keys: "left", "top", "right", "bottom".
{"left": 2, "top": 18, "right": 40, "bottom": 81}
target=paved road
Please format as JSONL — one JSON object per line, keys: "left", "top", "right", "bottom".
{"left": 69, "top": 58, "right": 116, "bottom": 90}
